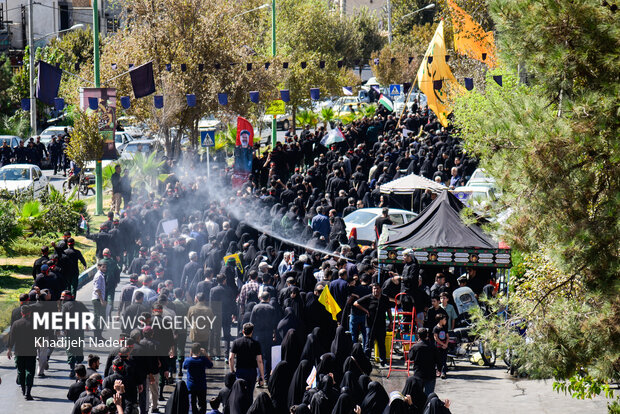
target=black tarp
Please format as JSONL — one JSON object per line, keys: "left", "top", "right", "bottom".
{"left": 380, "top": 190, "right": 498, "bottom": 250}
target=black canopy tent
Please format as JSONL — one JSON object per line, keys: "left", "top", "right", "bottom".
{"left": 377, "top": 191, "right": 511, "bottom": 268}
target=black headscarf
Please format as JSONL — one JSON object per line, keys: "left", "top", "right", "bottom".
{"left": 288, "top": 359, "right": 313, "bottom": 407}
{"left": 402, "top": 376, "right": 427, "bottom": 414}
{"left": 300, "top": 329, "right": 320, "bottom": 365}
{"left": 218, "top": 372, "right": 236, "bottom": 410}
{"left": 299, "top": 266, "right": 317, "bottom": 293}
{"left": 350, "top": 343, "right": 372, "bottom": 375}
{"left": 358, "top": 374, "right": 371, "bottom": 395}
{"left": 331, "top": 325, "right": 353, "bottom": 363}
{"left": 277, "top": 307, "right": 301, "bottom": 343}
{"left": 310, "top": 374, "right": 339, "bottom": 414}
{"left": 340, "top": 371, "right": 363, "bottom": 405}
{"left": 268, "top": 360, "right": 293, "bottom": 414}
{"left": 281, "top": 328, "right": 303, "bottom": 367}
{"left": 226, "top": 241, "right": 238, "bottom": 254}
{"left": 227, "top": 379, "right": 252, "bottom": 414}
{"left": 331, "top": 391, "right": 355, "bottom": 414}
{"left": 283, "top": 286, "right": 304, "bottom": 318}
{"left": 316, "top": 352, "right": 337, "bottom": 378}
{"left": 383, "top": 397, "right": 409, "bottom": 414}
{"left": 164, "top": 380, "right": 189, "bottom": 414}
{"left": 422, "top": 393, "right": 451, "bottom": 414}
{"left": 247, "top": 391, "right": 275, "bottom": 414}
{"left": 361, "top": 381, "right": 390, "bottom": 414}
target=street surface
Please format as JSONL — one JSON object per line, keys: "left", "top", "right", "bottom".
{"left": 0, "top": 271, "right": 609, "bottom": 413}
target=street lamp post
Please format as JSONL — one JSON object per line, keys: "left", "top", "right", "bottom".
{"left": 388, "top": 3, "right": 435, "bottom": 44}
{"left": 28, "top": 0, "right": 35, "bottom": 135}
{"left": 271, "top": 0, "right": 276, "bottom": 149}
{"left": 93, "top": 0, "right": 103, "bottom": 215}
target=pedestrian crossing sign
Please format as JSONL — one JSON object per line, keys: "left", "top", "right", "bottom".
{"left": 389, "top": 84, "right": 401, "bottom": 96}
{"left": 200, "top": 130, "right": 215, "bottom": 147}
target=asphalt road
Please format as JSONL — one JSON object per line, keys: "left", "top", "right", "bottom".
{"left": 0, "top": 270, "right": 610, "bottom": 413}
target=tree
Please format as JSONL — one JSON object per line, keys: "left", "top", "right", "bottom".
{"left": 452, "top": 0, "right": 620, "bottom": 405}
{"left": 64, "top": 109, "right": 105, "bottom": 168}
{"left": 0, "top": 55, "right": 14, "bottom": 116}
{"left": 370, "top": 43, "right": 420, "bottom": 85}
{"left": 98, "top": 0, "right": 283, "bottom": 157}
{"left": 275, "top": 0, "right": 362, "bottom": 128}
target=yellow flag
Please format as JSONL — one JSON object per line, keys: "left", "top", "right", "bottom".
{"left": 223, "top": 253, "right": 244, "bottom": 274}
{"left": 318, "top": 285, "right": 341, "bottom": 321}
{"left": 416, "top": 21, "right": 462, "bottom": 127}
{"left": 446, "top": 0, "right": 497, "bottom": 68}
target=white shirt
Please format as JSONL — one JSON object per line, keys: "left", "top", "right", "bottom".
{"left": 92, "top": 270, "right": 106, "bottom": 301}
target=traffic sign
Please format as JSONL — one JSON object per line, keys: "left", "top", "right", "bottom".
{"left": 200, "top": 130, "right": 215, "bottom": 147}
{"left": 389, "top": 84, "right": 401, "bottom": 96}
{"left": 265, "top": 100, "right": 286, "bottom": 115}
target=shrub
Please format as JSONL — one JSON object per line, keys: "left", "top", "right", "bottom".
{"left": 0, "top": 200, "right": 22, "bottom": 249}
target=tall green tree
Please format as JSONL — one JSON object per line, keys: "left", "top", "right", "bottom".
{"left": 99, "top": 0, "right": 282, "bottom": 157}
{"left": 452, "top": 0, "right": 619, "bottom": 406}
{"left": 275, "top": 0, "right": 361, "bottom": 128}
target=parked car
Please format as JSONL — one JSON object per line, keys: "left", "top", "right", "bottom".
{"left": 0, "top": 164, "right": 48, "bottom": 196}
{"left": 40, "top": 126, "right": 71, "bottom": 145}
{"left": 198, "top": 115, "right": 223, "bottom": 132}
{"left": 393, "top": 92, "right": 428, "bottom": 114}
{"left": 451, "top": 185, "right": 497, "bottom": 208}
{"left": 117, "top": 116, "right": 145, "bottom": 138}
{"left": 261, "top": 113, "right": 294, "bottom": 131}
{"left": 466, "top": 168, "right": 495, "bottom": 188}
{"left": 119, "top": 139, "right": 162, "bottom": 160}
{"left": 344, "top": 207, "right": 417, "bottom": 245}
{"left": 0, "top": 135, "right": 22, "bottom": 149}
{"left": 115, "top": 132, "right": 134, "bottom": 152}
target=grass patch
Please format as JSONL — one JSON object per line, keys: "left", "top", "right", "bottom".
{"left": 0, "top": 270, "right": 33, "bottom": 332}
{"left": 0, "top": 234, "right": 61, "bottom": 257}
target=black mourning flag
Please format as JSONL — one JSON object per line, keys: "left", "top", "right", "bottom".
{"left": 129, "top": 62, "right": 156, "bottom": 99}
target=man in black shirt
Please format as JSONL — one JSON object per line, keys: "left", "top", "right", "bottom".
{"left": 64, "top": 238, "right": 87, "bottom": 296}
{"left": 354, "top": 283, "right": 392, "bottom": 366}
{"left": 250, "top": 292, "right": 277, "bottom": 380}
{"left": 7, "top": 304, "right": 37, "bottom": 400}
{"left": 67, "top": 364, "right": 87, "bottom": 402}
{"left": 229, "top": 322, "right": 264, "bottom": 395}
{"left": 374, "top": 208, "right": 393, "bottom": 240}
{"left": 408, "top": 327, "right": 439, "bottom": 396}
{"left": 425, "top": 296, "right": 448, "bottom": 329}
{"left": 32, "top": 246, "right": 50, "bottom": 279}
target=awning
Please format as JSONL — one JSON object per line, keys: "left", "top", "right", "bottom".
{"left": 380, "top": 173, "right": 447, "bottom": 194}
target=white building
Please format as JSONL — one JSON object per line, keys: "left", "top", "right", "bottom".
{"left": 2, "top": 0, "right": 113, "bottom": 51}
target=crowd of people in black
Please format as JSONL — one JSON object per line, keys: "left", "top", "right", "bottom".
{"left": 5, "top": 103, "right": 496, "bottom": 414}
{"left": 1, "top": 130, "right": 72, "bottom": 175}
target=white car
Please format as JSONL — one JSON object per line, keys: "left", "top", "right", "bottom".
{"left": 115, "top": 132, "right": 134, "bottom": 152}
{"left": 451, "top": 185, "right": 497, "bottom": 208}
{"left": 466, "top": 168, "right": 496, "bottom": 188}
{"left": 0, "top": 164, "right": 48, "bottom": 196}
{"left": 117, "top": 116, "right": 145, "bottom": 138}
{"left": 120, "top": 139, "right": 161, "bottom": 160}
{"left": 40, "top": 126, "right": 71, "bottom": 145}
{"left": 344, "top": 207, "right": 417, "bottom": 245}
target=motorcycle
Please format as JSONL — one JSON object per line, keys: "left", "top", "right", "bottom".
{"left": 446, "top": 286, "right": 497, "bottom": 367}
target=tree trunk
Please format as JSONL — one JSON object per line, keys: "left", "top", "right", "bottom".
{"left": 291, "top": 106, "right": 297, "bottom": 131}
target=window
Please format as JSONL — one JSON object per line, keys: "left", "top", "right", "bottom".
{"left": 344, "top": 210, "right": 377, "bottom": 226}
{"left": 389, "top": 214, "right": 405, "bottom": 225}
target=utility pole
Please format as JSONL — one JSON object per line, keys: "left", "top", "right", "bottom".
{"left": 271, "top": 0, "right": 277, "bottom": 149}
{"left": 93, "top": 0, "right": 103, "bottom": 215}
{"left": 387, "top": 0, "right": 392, "bottom": 44}
{"left": 28, "top": 0, "right": 36, "bottom": 135}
